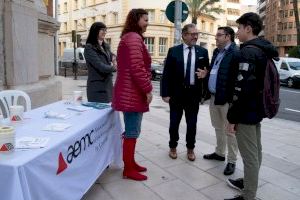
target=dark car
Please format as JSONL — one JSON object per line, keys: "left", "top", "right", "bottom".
{"left": 151, "top": 64, "right": 163, "bottom": 80}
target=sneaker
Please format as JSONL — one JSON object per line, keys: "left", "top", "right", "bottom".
{"left": 223, "top": 163, "right": 236, "bottom": 175}
{"left": 203, "top": 152, "right": 225, "bottom": 161}
{"left": 224, "top": 195, "right": 244, "bottom": 200}
{"left": 226, "top": 178, "right": 244, "bottom": 191}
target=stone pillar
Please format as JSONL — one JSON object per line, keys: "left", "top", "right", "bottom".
{"left": 0, "top": 0, "right": 62, "bottom": 108}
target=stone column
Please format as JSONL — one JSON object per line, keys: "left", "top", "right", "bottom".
{"left": 0, "top": 0, "right": 62, "bottom": 108}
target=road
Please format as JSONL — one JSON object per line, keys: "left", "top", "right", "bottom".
{"left": 76, "top": 76, "right": 300, "bottom": 122}
{"left": 151, "top": 80, "right": 300, "bottom": 122}
{"left": 277, "top": 86, "right": 300, "bottom": 122}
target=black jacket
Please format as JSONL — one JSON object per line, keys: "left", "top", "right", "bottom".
{"left": 84, "top": 42, "right": 115, "bottom": 103}
{"left": 207, "top": 42, "right": 239, "bottom": 105}
{"left": 227, "top": 38, "right": 279, "bottom": 124}
{"left": 160, "top": 44, "right": 209, "bottom": 101}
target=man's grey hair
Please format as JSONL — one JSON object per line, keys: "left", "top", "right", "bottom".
{"left": 182, "top": 23, "right": 196, "bottom": 34}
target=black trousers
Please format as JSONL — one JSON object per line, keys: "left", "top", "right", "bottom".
{"left": 168, "top": 87, "right": 200, "bottom": 149}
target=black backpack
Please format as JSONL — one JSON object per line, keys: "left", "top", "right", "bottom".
{"left": 247, "top": 45, "right": 280, "bottom": 119}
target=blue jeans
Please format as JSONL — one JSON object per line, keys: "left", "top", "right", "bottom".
{"left": 123, "top": 112, "right": 143, "bottom": 138}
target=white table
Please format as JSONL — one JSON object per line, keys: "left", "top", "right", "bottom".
{"left": 0, "top": 101, "right": 123, "bottom": 200}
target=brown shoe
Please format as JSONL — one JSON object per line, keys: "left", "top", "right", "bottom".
{"left": 169, "top": 148, "right": 177, "bottom": 159}
{"left": 187, "top": 149, "right": 196, "bottom": 161}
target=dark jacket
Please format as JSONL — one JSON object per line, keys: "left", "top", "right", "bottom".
{"left": 161, "top": 44, "right": 209, "bottom": 101}
{"left": 207, "top": 42, "right": 239, "bottom": 105}
{"left": 227, "top": 38, "right": 279, "bottom": 124}
{"left": 84, "top": 42, "right": 115, "bottom": 103}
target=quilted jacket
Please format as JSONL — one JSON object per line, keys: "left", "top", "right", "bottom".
{"left": 112, "top": 32, "right": 152, "bottom": 112}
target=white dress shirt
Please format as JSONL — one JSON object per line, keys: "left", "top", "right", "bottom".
{"left": 183, "top": 43, "right": 196, "bottom": 85}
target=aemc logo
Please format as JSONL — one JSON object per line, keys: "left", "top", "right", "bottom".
{"left": 56, "top": 130, "right": 94, "bottom": 175}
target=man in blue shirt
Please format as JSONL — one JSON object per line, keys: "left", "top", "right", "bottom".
{"left": 203, "top": 27, "right": 239, "bottom": 175}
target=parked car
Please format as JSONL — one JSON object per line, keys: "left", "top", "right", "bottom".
{"left": 60, "top": 48, "right": 87, "bottom": 69}
{"left": 151, "top": 63, "right": 163, "bottom": 80}
{"left": 274, "top": 57, "right": 300, "bottom": 88}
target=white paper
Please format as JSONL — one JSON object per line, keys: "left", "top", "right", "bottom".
{"left": 42, "top": 123, "right": 72, "bottom": 132}
{"left": 16, "top": 137, "right": 49, "bottom": 149}
{"left": 44, "top": 111, "right": 71, "bottom": 120}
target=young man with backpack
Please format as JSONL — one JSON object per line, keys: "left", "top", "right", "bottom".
{"left": 225, "top": 12, "right": 279, "bottom": 200}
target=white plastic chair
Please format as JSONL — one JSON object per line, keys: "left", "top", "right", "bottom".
{"left": 0, "top": 90, "right": 31, "bottom": 118}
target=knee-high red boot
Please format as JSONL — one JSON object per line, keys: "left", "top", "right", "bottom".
{"left": 123, "top": 138, "right": 147, "bottom": 181}
{"left": 131, "top": 138, "right": 147, "bottom": 172}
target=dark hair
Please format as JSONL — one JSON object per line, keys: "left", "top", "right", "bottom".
{"left": 218, "top": 26, "right": 235, "bottom": 42}
{"left": 86, "top": 22, "right": 107, "bottom": 45}
{"left": 182, "top": 23, "right": 196, "bottom": 34}
{"left": 121, "top": 9, "right": 148, "bottom": 37}
{"left": 236, "top": 12, "right": 262, "bottom": 35}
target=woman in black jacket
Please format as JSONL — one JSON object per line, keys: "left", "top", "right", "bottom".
{"left": 84, "top": 22, "right": 116, "bottom": 103}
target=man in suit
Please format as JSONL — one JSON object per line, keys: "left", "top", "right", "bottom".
{"left": 203, "top": 27, "right": 239, "bottom": 175}
{"left": 161, "top": 23, "right": 209, "bottom": 161}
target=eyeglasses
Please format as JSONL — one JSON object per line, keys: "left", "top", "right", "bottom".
{"left": 215, "top": 33, "right": 227, "bottom": 37}
{"left": 186, "top": 32, "right": 199, "bottom": 37}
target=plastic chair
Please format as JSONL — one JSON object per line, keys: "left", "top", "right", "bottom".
{"left": 0, "top": 90, "right": 31, "bottom": 118}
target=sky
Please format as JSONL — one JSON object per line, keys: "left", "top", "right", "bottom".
{"left": 241, "top": 0, "right": 257, "bottom": 5}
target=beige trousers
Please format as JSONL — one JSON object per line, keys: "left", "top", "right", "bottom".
{"left": 236, "top": 123, "right": 262, "bottom": 200}
{"left": 209, "top": 96, "right": 238, "bottom": 163}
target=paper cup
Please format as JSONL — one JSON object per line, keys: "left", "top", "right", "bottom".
{"left": 73, "top": 91, "right": 83, "bottom": 105}
{"left": 0, "top": 126, "right": 15, "bottom": 152}
{"left": 9, "top": 105, "right": 24, "bottom": 121}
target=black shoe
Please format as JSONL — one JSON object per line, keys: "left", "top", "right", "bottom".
{"left": 223, "top": 163, "right": 236, "bottom": 175}
{"left": 226, "top": 178, "right": 244, "bottom": 191}
{"left": 203, "top": 152, "right": 225, "bottom": 161}
{"left": 224, "top": 195, "right": 244, "bottom": 200}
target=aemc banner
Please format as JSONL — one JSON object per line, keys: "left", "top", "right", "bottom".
{"left": 0, "top": 102, "right": 122, "bottom": 200}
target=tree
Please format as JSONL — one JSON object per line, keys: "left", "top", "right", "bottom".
{"left": 292, "top": 0, "right": 300, "bottom": 45}
{"left": 288, "top": 46, "right": 300, "bottom": 58}
{"left": 185, "top": 0, "right": 224, "bottom": 25}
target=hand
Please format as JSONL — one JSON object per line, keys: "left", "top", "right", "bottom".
{"left": 227, "top": 123, "right": 237, "bottom": 135}
{"left": 146, "top": 92, "right": 153, "bottom": 104}
{"left": 162, "top": 97, "right": 170, "bottom": 103}
{"left": 195, "top": 67, "right": 208, "bottom": 79}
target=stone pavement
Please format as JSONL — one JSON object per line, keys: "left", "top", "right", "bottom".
{"left": 57, "top": 76, "right": 300, "bottom": 200}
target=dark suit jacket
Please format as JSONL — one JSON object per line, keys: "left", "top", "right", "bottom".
{"left": 161, "top": 44, "right": 209, "bottom": 101}
{"left": 84, "top": 42, "right": 116, "bottom": 103}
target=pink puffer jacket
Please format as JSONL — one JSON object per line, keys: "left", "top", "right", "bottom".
{"left": 112, "top": 32, "right": 152, "bottom": 112}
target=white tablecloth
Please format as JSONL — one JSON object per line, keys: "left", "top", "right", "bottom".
{"left": 0, "top": 101, "right": 123, "bottom": 200}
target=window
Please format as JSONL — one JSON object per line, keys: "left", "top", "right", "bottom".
{"left": 281, "top": 62, "right": 289, "bottom": 70}
{"left": 74, "top": 20, "right": 78, "bottom": 30}
{"left": 278, "top": 22, "right": 282, "bottom": 30}
{"left": 228, "top": 0, "right": 239, "bottom": 3}
{"left": 284, "top": 10, "right": 288, "bottom": 18}
{"left": 160, "top": 10, "right": 166, "bottom": 23}
{"left": 288, "top": 34, "right": 292, "bottom": 41}
{"left": 277, "top": 34, "right": 282, "bottom": 42}
{"left": 284, "top": 22, "right": 288, "bottom": 29}
{"left": 112, "top": 12, "right": 118, "bottom": 24}
{"left": 144, "top": 37, "right": 155, "bottom": 55}
{"left": 210, "top": 23, "right": 214, "bottom": 33}
{"left": 293, "top": 34, "right": 297, "bottom": 41}
{"left": 289, "top": 22, "right": 293, "bottom": 29}
{"left": 106, "top": 38, "right": 111, "bottom": 46}
{"left": 82, "top": 18, "right": 86, "bottom": 29}
{"left": 74, "top": 0, "right": 78, "bottom": 10}
{"left": 81, "top": 0, "right": 86, "bottom": 8}
{"left": 102, "top": 15, "right": 106, "bottom": 23}
{"left": 64, "top": 2, "right": 67, "bottom": 13}
{"left": 290, "top": 10, "right": 294, "bottom": 17}
{"left": 159, "top": 38, "right": 167, "bottom": 56}
{"left": 201, "top": 21, "right": 206, "bottom": 31}
{"left": 279, "top": 10, "right": 284, "bottom": 18}
{"left": 282, "top": 35, "right": 287, "bottom": 42}
{"left": 147, "top": 10, "right": 155, "bottom": 22}
{"left": 227, "top": 8, "right": 240, "bottom": 16}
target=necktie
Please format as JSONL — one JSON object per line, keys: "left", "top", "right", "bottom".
{"left": 185, "top": 47, "right": 192, "bottom": 86}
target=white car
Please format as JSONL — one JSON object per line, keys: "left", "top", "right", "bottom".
{"left": 274, "top": 57, "right": 300, "bottom": 88}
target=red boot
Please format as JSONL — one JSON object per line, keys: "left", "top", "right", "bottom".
{"left": 131, "top": 138, "right": 147, "bottom": 172}
{"left": 123, "top": 138, "right": 147, "bottom": 181}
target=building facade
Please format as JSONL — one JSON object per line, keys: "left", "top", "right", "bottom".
{"left": 57, "top": 0, "right": 255, "bottom": 62}
{"left": 264, "top": 0, "right": 299, "bottom": 56}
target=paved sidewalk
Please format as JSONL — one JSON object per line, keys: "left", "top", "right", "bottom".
{"left": 57, "top": 76, "right": 300, "bottom": 200}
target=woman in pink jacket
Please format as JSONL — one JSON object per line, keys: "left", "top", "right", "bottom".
{"left": 112, "top": 9, "right": 153, "bottom": 181}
